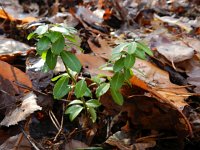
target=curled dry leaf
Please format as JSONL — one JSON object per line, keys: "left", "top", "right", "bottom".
{"left": 0, "top": 92, "right": 42, "bottom": 127}
{"left": 132, "top": 59, "right": 189, "bottom": 108}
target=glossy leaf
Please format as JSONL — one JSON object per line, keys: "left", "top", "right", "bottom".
{"left": 124, "top": 68, "right": 132, "bottom": 81}
{"left": 112, "top": 43, "right": 129, "bottom": 55}
{"left": 110, "top": 88, "right": 124, "bottom": 105}
{"left": 86, "top": 99, "right": 101, "bottom": 108}
{"left": 68, "top": 100, "right": 83, "bottom": 105}
{"left": 35, "top": 25, "right": 48, "bottom": 35}
{"left": 53, "top": 76, "right": 70, "bottom": 99}
{"left": 46, "top": 31, "right": 62, "bottom": 43}
{"left": 87, "top": 107, "right": 97, "bottom": 123}
{"left": 74, "top": 79, "right": 87, "bottom": 98}
{"left": 96, "top": 83, "right": 110, "bottom": 97}
{"left": 124, "top": 54, "right": 135, "bottom": 69}
{"left": 135, "top": 49, "right": 146, "bottom": 60}
{"left": 65, "top": 35, "right": 77, "bottom": 43}
{"left": 137, "top": 42, "right": 153, "bottom": 56}
{"left": 110, "top": 72, "right": 124, "bottom": 90}
{"left": 46, "top": 50, "right": 57, "bottom": 69}
{"left": 36, "top": 37, "right": 51, "bottom": 55}
{"left": 84, "top": 88, "right": 92, "bottom": 98}
{"left": 113, "top": 58, "right": 125, "bottom": 72}
{"left": 60, "top": 51, "right": 82, "bottom": 73}
{"left": 65, "top": 105, "right": 83, "bottom": 121}
{"left": 27, "top": 32, "right": 36, "bottom": 40}
{"left": 127, "top": 42, "right": 137, "bottom": 54}
{"left": 51, "top": 73, "right": 68, "bottom": 82}
{"left": 51, "top": 36, "right": 65, "bottom": 55}
{"left": 50, "top": 26, "right": 69, "bottom": 35}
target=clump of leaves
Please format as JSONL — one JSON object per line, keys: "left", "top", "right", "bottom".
{"left": 108, "top": 41, "right": 153, "bottom": 105}
{"left": 28, "top": 24, "right": 153, "bottom": 122}
{"left": 28, "top": 24, "right": 102, "bottom": 122}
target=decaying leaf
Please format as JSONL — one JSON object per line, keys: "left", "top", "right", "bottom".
{"left": 156, "top": 43, "right": 194, "bottom": 63}
{"left": 76, "top": 54, "right": 112, "bottom": 77}
{"left": 154, "top": 14, "right": 193, "bottom": 33}
{"left": 132, "top": 59, "right": 190, "bottom": 108}
{"left": 0, "top": 133, "right": 31, "bottom": 150}
{"left": 0, "top": 60, "right": 32, "bottom": 95}
{"left": 64, "top": 139, "right": 88, "bottom": 150}
{"left": 0, "top": 92, "right": 42, "bottom": 127}
{"left": 88, "top": 37, "right": 112, "bottom": 60}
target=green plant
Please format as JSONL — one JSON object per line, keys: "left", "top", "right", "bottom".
{"left": 108, "top": 41, "right": 153, "bottom": 105}
{"left": 28, "top": 24, "right": 153, "bottom": 122}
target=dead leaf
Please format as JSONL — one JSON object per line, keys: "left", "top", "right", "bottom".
{"left": 154, "top": 14, "right": 193, "bottom": 32}
{"left": 0, "top": 92, "right": 42, "bottom": 127}
{"left": 76, "top": 54, "right": 112, "bottom": 77}
{"left": 0, "top": 36, "right": 30, "bottom": 55}
{"left": 65, "top": 139, "right": 88, "bottom": 150}
{"left": 105, "top": 131, "right": 131, "bottom": 150}
{"left": 88, "top": 37, "right": 112, "bottom": 60}
{"left": 132, "top": 59, "right": 189, "bottom": 108}
{"left": 0, "top": 133, "right": 31, "bottom": 150}
{"left": 0, "top": 60, "right": 32, "bottom": 95}
{"left": 156, "top": 43, "right": 194, "bottom": 63}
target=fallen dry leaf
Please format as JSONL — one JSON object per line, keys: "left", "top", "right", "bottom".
{"left": 0, "top": 60, "right": 32, "bottom": 95}
{"left": 0, "top": 92, "right": 42, "bottom": 127}
{"left": 76, "top": 54, "right": 112, "bottom": 77}
{"left": 88, "top": 37, "right": 112, "bottom": 60}
{"left": 132, "top": 59, "right": 189, "bottom": 108}
{"left": 156, "top": 43, "right": 194, "bottom": 63}
{"left": 154, "top": 14, "right": 193, "bottom": 33}
{"left": 0, "top": 133, "right": 31, "bottom": 150}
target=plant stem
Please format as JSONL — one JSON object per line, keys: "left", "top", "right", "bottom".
{"left": 65, "top": 65, "right": 76, "bottom": 83}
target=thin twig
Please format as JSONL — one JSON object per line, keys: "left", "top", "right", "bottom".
{"left": 49, "top": 111, "right": 60, "bottom": 130}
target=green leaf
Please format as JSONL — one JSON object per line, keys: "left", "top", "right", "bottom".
{"left": 65, "top": 35, "right": 77, "bottom": 43}
{"left": 27, "top": 32, "right": 36, "bottom": 40}
{"left": 124, "top": 54, "right": 135, "bottom": 69}
{"left": 51, "top": 36, "right": 65, "bottom": 55}
{"left": 87, "top": 107, "right": 97, "bottom": 123}
{"left": 41, "top": 62, "right": 50, "bottom": 73}
{"left": 41, "top": 50, "right": 48, "bottom": 60}
{"left": 113, "top": 58, "right": 125, "bottom": 72}
{"left": 46, "top": 31, "right": 62, "bottom": 43}
{"left": 46, "top": 50, "right": 57, "bottom": 70}
{"left": 112, "top": 43, "right": 129, "bottom": 55}
{"left": 135, "top": 49, "right": 146, "bottom": 60}
{"left": 124, "top": 68, "right": 133, "bottom": 81}
{"left": 60, "top": 51, "right": 82, "bottom": 73}
{"left": 65, "top": 105, "right": 83, "bottom": 121}
{"left": 110, "top": 72, "right": 125, "bottom": 90}
{"left": 50, "top": 26, "right": 70, "bottom": 35}
{"left": 86, "top": 99, "right": 101, "bottom": 108}
{"left": 53, "top": 76, "right": 70, "bottom": 99}
{"left": 110, "top": 88, "right": 124, "bottom": 105}
{"left": 74, "top": 79, "right": 87, "bottom": 98}
{"left": 68, "top": 100, "right": 83, "bottom": 105}
{"left": 84, "top": 88, "right": 92, "bottom": 98}
{"left": 111, "top": 52, "right": 122, "bottom": 61}
{"left": 137, "top": 42, "right": 153, "bottom": 56}
{"left": 96, "top": 83, "right": 110, "bottom": 97}
{"left": 127, "top": 42, "right": 137, "bottom": 54}
{"left": 51, "top": 73, "right": 68, "bottom": 81}
{"left": 35, "top": 25, "right": 48, "bottom": 35}
{"left": 36, "top": 37, "right": 51, "bottom": 55}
